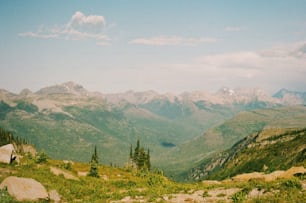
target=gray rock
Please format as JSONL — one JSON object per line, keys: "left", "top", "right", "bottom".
{"left": 0, "top": 144, "right": 16, "bottom": 164}
{"left": 0, "top": 176, "right": 49, "bottom": 201}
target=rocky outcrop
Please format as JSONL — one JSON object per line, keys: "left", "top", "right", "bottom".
{"left": 0, "top": 176, "right": 48, "bottom": 201}
{"left": 232, "top": 166, "right": 306, "bottom": 182}
{"left": 0, "top": 144, "right": 16, "bottom": 164}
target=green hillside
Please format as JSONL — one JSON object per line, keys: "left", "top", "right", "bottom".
{"left": 0, "top": 92, "right": 238, "bottom": 173}
{"left": 189, "top": 127, "right": 306, "bottom": 181}
{"left": 171, "top": 106, "right": 306, "bottom": 181}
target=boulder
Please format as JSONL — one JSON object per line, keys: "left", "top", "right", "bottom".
{"left": 0, "top": 176, "right": 48, "bottom": 201}
{"left": 0, "top": 144, "right": 16, "bottom": 164}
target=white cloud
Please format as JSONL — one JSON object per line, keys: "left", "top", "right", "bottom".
{"left": 19, "top": 11, "right": 110, "bottom": 46}
{"left": 102, "top": 41, "right": 306, "bottom": 93}
{"left": 69, "top": 11, "right": 105, "bottom": 27}
{"left": 174, "top": 41, "right": 306, "bottom": 91}
{"left": 224, "top": 26, "right": 243, "bottom": 32}
{"left": 18, "top": 32, "right": 58, "bottom": 39}
{"left": 129, "top": 36, "right": 217, "bottom": 46}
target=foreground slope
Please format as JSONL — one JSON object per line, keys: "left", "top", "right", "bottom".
{"left": 0, "top": 150, "right": 305, "bottom": 203}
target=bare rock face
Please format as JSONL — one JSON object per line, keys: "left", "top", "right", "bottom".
{"left": 0, "top": 176, "right": 48, "bottom": 201}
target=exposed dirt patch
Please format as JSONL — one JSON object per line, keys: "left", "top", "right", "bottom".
{"left": 50, "top": 166, "right": 79, "bottom": 180}
{"left": 164, "top": 188, "right": 240, "bottom": 203}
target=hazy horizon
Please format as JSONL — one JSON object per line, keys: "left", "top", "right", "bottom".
{"left": 1, "top": 1, "right": 306, "bottom": 94}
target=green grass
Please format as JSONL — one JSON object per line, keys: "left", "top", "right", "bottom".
{"left": 1, "top": 155, "right": 305, "bottom": 203}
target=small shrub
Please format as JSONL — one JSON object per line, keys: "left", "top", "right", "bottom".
{"left": 62, "top": 162, "right": 72, "bottom": 170}
{"left": 202, "top": 190, "right": 211, "bottom": 197}
{"left": 281, "top": 179, "right": 302, "bottom": 190}
{"left": 217, "top": 193, "right": 226, "bottom": 197}
{"left": 147, "top": 175, "right": 164, "bottom": 187}
{"left": 35, "top": 151, "right": 48, "bottom": 164}
{"left": 231, "top": 188, "right": 250, "bottom": 203}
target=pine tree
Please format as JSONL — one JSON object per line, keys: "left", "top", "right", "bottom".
{"left": 88, "top": 161, "right": 99, "bottom": 178}
{"left": 91, "top": 145, "right": 99, "bottom": 164}
{"left": 88, "top": 146, "right": 99, "bottom": 178}
{"left": 137, "top": 147, "right": 146, "bottom": 169}
{"left": 129, "top": 140, "right": 151, "bottom": 171}
{"left": 133, "top": 139, "right": 140, "bottom": 163}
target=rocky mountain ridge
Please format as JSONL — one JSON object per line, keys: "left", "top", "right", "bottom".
{"left": 1, "top": 82, "right": 306, "bottom": 107}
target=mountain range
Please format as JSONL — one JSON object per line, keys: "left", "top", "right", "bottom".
{"left": 0, "top": 81, "right": 305, "bottom": 179}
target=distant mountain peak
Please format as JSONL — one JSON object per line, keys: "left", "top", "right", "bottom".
{"left": 36, "top": 81, "right": 87, "bottom": 96}
{"left": 273, "top": 88, "right": 290, "bottom": 98}
{"left": 217, "top": 87, "right": 236, "bottom": 96}
{"left": 273, "top": 88, "right": 306, "bottom": 98}
{"left": 61, "top": 81, "right": 85, "bottom": 92}
{"left": 19, "top": 88, "right": 33, "bottom": 96}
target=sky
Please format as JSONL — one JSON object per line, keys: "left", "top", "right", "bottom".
{"left": 1, "top": 0, "right": 306, "bottom": 94}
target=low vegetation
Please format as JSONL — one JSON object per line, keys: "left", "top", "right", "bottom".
{"left": 1, "top": 157, "right": 305, "bottom": 202}
{"left": 0, "top": 126, "right": 306, "bottom": 202}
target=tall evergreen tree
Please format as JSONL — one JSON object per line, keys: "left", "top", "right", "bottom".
{"left": 129, "top": 140, "right": 151, "bottom": 171}
{"left": 137, "top": 147, "right": 146, "bottom": 169}
{"left": 133, "top": 139, "right": 140, "bottom": 163}
{"left": 88, "top": 146, "right": 99, "bottom": 178}
{"left": 91, "top": 145, "right": 99, "bottom": 164}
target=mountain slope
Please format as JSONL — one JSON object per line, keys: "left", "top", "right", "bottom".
{"left": 189, "top": 127, "right": 306, "bottom": 181}
{"left": 172, "top": 105, "right": 306, "bottom": 181}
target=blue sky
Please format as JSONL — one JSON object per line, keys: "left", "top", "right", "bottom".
{"left": 1, "top": 1, "right": 306, "bottom": 94}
